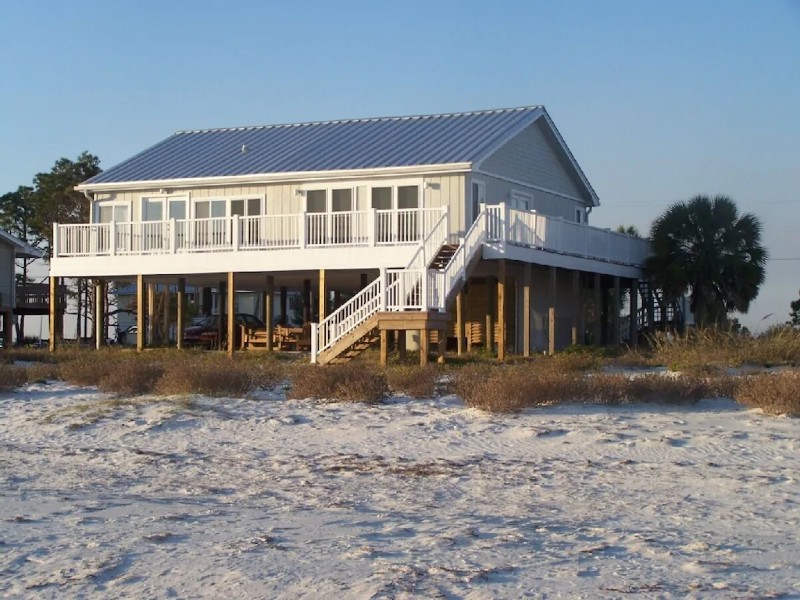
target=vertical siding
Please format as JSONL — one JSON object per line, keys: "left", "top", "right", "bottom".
{"left": 423, "top": 174, "right": 466, "bottom": 238}
{"left": 480, "top": 120, "right": 588, "bottom": 201}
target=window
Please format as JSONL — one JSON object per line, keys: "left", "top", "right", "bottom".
{"left": 575, "top": 208, "right": 583, "bottom": 224}
{"left": 97, "top": 203, "right": 129, "bottom": 223}
{"left": 511, "top": 190, "right": 534, "bottom": 211}
{"left": 371, "top": 187, "right": 391, "bottom": 210}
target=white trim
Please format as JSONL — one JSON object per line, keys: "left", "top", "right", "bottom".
{"left": 190, "top": 194, "right": 266, "bottom": 219}
{"left": 76, "top": 163, "right": 471, "bottom": 193}
{"left": 94, "top": 198, "right": 133, "bottom": 224}
{"left": 473, "top": 168, "right": 588, "bottom": 205}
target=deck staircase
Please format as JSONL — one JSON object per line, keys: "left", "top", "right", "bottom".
{"left": 313, "top": 207, "right": 491, "bottom": 364}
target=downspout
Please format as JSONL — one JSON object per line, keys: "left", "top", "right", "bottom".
{"left": 585, "top": 205, "right": 592, "bottom": 225}
{"left": 82, "top": 190, "right": 94, "bottom": 223}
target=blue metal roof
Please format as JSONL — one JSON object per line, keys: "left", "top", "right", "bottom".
{"left": 84, "top": 106, "right": 542, "bottom": 185}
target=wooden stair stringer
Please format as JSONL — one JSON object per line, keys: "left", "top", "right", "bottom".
{"left": 316, "top": 313, "right": 381, "bottom": 365}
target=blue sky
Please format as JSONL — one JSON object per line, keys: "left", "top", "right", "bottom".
{"left": 1, "top": 0, "right": 798, "bottom": 329}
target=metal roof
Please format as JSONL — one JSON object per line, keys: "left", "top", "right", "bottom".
{"left": 84, "top": 106, "right": 543, "bottom": 185}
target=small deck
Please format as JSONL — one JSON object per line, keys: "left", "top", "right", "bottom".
{"left": 14, "top": 284, "right": 67, "bottom": 316}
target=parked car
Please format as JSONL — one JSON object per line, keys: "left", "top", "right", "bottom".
{"left": 183, "top": 313, "right": 266, "bottom": 348}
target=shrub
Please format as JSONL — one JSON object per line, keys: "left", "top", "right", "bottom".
{"left": 386, "top": 365, "right": 439, "bottom": 398}
{"left": 155, "top": 356, "right": 256, "bottom": 397}
{"left": 0, "top": 365, "right": 29, "bottom": 391}
{"left": 734, "top": 371, "right": 800, "bottom": 416}
{"left": 59, "top": 352, "right": 119, "bottom": 387}
{"left": 23, "top": 362, "right": 61, "bottom": 383}
{"left": 99, "top": 361, "right": 164, "bottom": 396}
{"left": 289, "top": 364, "right": 388, "bottom": 403}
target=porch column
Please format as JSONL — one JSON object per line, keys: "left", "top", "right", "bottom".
{"left": 419, "top": 330, "right": 429, "bottom": 366}
{"left": 147, "top": 283, "right": 156, "bottom": 345}
{"left": 571, "top": 271, "right": 581, "bottom": 346}
{"left": 523, "top": 263, "right": 531, "bottom": 357}
{"left": 456, "top": 291, "right": 464, "bottom": 356}
{"left": 612, "top": 276, "right": 621, "bottom": 346}
{"left": 49, "top": 276, "right": 57, "bottom": 352}
{"left": 218, "top": 280, "right": 226, "bottom": 347}
{"left": 136, "top": 275, "right": 145, "bottom": 352}
{"left": 629, "top": 278, "right": 639, "bottom": 348}
{"left": 398, "top": 331, "right": 407, "bottom": 361}
{"left": 265, "top": 276, "right": 274, "bottom": 351}
{"left": 380, "top": 329, "right": 389, "bottom": 366}
{"left": 94, "top": 280, "right": 105, "bottom": 350}
{"left": 227, "top": 272, "right": 236, "bottom": 358}
{"left": 303, "top": 279, "right": 311, "bottom": 323}
{"left": 318, "top": 269, "right": 327, "bottom": 324}
{"left": 163, "top": 287, "right": 171, "bottom": 344}
{"left": 485, "top": 277, "right": 495, "bottom": 354}
{"left": 280, "top": 286, "right": 288, "bottom": 325}
{"left": 177, "top": 278, "right": 185, "bottom": 349}
{"left": 548, "top": 267, "right": 557, "bottom": 355}
{"left": 593, "top": 273, "right": 602, "bottom": 345}
{"left": 497, "top": 260, "right": 506, "bottom": 361}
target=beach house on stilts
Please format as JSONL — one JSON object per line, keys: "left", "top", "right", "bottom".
{"left": 49, "top": 105, "right": 670, "bottom": 363}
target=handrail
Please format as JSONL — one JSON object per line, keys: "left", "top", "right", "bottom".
{"left": 313, "top": 207, "right": 449, "bottom": 360}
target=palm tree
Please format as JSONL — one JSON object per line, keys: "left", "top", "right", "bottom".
{"left": 646, "top": 195, "right": 767, "bottom": 328}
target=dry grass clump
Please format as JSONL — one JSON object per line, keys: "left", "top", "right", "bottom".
{"left": 0, "top": 364, "right": 29, "bottom": 391}
{"left": 585, "top": 373, "right": 721, "bottom": 405}
{"left": 155, "top": 356, "right": 256, "bottom": 397}
{"left": 650, "top": 327, "right": 800, "bottom": 371}
{"left": 734, "top": 371, "right": 800, "bottom": 416}
{"left": 59, "top": 351, "right": 121, "bottom": 386}
{"left": 98, "top": 361, "right": 164, "bottom": 396}
{"left": 454, "top": 364, "right": 583, "bottom": 413}
{"left": 289, "top": 364, "right": 388, "bottom": 403}
{"left": 386, "top": 365, "right": 439, "bottom": 398}
{"left": 23, "top": 362, "right": 61, "bottom": 383}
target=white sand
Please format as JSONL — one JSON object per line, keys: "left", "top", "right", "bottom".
{"left": 1, "top": 381, "right": 798, "bottom": 598}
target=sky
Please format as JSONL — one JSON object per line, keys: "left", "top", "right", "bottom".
{"left": 1, "top": 0, "right": 798, "bottom": 330}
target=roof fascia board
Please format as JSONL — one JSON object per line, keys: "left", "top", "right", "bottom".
{"left": 472, "top": 169, "right": 591, "bottom": 205}
{"left": 76, "top": 162, "right": 471, "bottom": 193}
{"left": 539, "top": 109, "right": 600, "bottom": 206}
{"left": 0, "top": 229, "right": 44, "bottom": 258}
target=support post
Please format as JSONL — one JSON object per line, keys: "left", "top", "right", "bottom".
{"left": 136, "top": 275, "right": 145, "bottom": 352}
{"left": 497, "top": 260, "right": 506, "bottom": 361}
{"left": 318, "top": 269, "right": 326, "bottom": 324}
{"left": 218, "top": 280, "right": 226, "bottom": 348}
{"left": 227, "top": 272, "right": 236, "bottom": 358}
{"left": 456, "top": 291, "right": 464, "bottom": 356}
{"left": 419, "top": 330, "right": 429, "bottom": 366}
{"left": 177, "top": 278, "right": 185, "bottom": 349}
{"left": 163, "top": 287, "right": 171, "bottom": 344}
{"left": 523, "top": 263, "right": 531, "bottom": 357}
{"left": 49, "top": 276, "right": 57, "bottom": 352}
{"left": 265, "top": 276, "right": 274, "bottom": 351}
{"left": 147, "top": 283, "right": 156, "bottom": 346}
{"left": 612, "top": 276, "right": 621, "bottom": 346}
{"left": 380, "top": 329, "right": 389, "bottom": 366}
{"left": 94, "top": 280, "right": 104, "bottom": 350}
{"left": 571, "top": 270, "right": 581, "bottom": 346}
{"left": 437, "top": 329, "right": 446, "bottom": 364}
{"left": 548, "top": 267, "right": 557, "bottom": 355}
{"left": 629, "top": 279, "right": 639, "bottom": 348}
{"left": 2, "top": 312, "right": 11, "bottom": 350}
{"left": 485, "top": 277, "right": 495, "bottom": 353}
{"left": 593, "top": 273, "right": 602, "bottom": 345}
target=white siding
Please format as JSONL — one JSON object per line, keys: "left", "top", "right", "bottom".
{"left": 422, "top": 174, "right": 466, "bottom": 238}
{"left": 480, "top": 120, "right": 589, "bottom": 202}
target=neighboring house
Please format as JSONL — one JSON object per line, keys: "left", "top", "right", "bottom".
{"left": 0, "top": 228, "right": 45, "bottom": 345}
{"left": 50, "top": 105, "right": 661, "bottom": 362}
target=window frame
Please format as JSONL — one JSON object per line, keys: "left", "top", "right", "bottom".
{"left": 510, "top": 190, "right": 534, "bottom": 212}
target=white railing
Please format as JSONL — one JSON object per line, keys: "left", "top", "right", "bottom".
{"left": 53, "top": 207, "right": 445, "bottom": 258}
{"left": 314, "top": 207, "right": 450, "bottom": 359}
{"left": 502, "top": 206, "right": 651, "bottom": 266}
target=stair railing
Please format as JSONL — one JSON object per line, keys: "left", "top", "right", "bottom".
{"left": 313, "top": 207, "right": 450, "bottom": 361}
{"left": 426, "top": 203, "right": 491, "bottom": 310}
